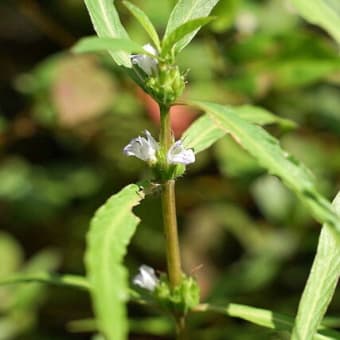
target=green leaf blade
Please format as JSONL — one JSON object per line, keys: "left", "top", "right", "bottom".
{"left": 123, "top": 1, "right": 161, "bottom": 51}
{"left": 164, "top": 0, "right": 219, "bottom": 52}
{"left": 290, "top": 0, "right": 340, "bottom": 44}
{"left": 162, "top": 17, "right": 214, "bottom": 56}
{"left": 292, "top": 192, "right": 340, "bottom": 340}
{"left": 72, "top": 37, "right": 144, "bottom": 55}
{"left": 182, "top": 104, "right": 296, "bottom": 154}
{"left": 85, "top": 184, "right": 145, "bottom": 340}
{"left": 84, "top": 0, "right": 132, "bottom": 67}
{"left": 0, "top": 273, "right": 90, "bottom": 291}
{"left": 201, "top": 303, "right": 340, "bottom": 340}
{"left": 190, "top": 100, "right": 340, "bottom": 232}
{"left": 182, "top": 114, "right": 225, "bottom": 153}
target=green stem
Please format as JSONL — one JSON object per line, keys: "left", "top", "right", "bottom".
{"left": 159, "top": 105, "right": 186, "bottom": 339}
{"left": 161, "top": 179, "right": 182, "bottom": 288}
{"left": 160, "top": 105, "right": 172, "bottom": 152}
{"left": 159, "top": 104, "right": 182, "bottom": 289}
{"left": 175, "top": 315, "right": 186, "bottom": 340}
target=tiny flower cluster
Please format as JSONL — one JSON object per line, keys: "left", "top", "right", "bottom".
{"left": 123, "top": 130, "right": 195, "bottom": 166}
{"left": 130, "top": 44, "right": 185, "bottom": 106}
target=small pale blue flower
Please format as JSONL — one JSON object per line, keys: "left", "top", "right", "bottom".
{"left": 133, "top": 265, "right": 159, "bottom": 292}
{"left": 131, "top": 44, "right": 158, "bottom": 76}
{"left": 123, "top": 130, "right": 159, "bottom": 163}
{"left": 167, "top": 140, "right": 195, "bottom": 165}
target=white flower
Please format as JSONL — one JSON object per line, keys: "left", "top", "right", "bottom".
{"left": 167, "top": 140, "right": 195, "bottom": 165}
{"left": 131, "top": 44, "right": 158, "bottom": 76}
{"left": 123, "top": 130, "right": 159, "bottom": 163}
{"left": 133, "top": 265, "right": 159, "bottom": 292}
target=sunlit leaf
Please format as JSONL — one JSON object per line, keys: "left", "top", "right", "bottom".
{"left": 0, "top": 273, "right": 89, "bottom": 291}
{"left": 197, "top": 303, "right": 340, "bottom": 339}
{"left": 182, "top": 104, "right": 296, "bottom": 153}
{"left": 164, "top": 0, "right": 219, "bottom": 52}
{"left": 72, "top": 37, "right": 144, "bottom": 55}
{"left": 189, "top": 101, "right": 340, "bottom": 232}
{"left": 84, "top": 0, "right": 131, "bottom": 67}
{"left": 123, "top": 1, "right": 160, "bottom": 51}
{"left": 290, "top": 0, "right": 340, "bottom": 44}
{"left": 292, "top": 191, "right": 340, "bottom": 340}
{"left": 161, "top": 17, "right": 214, "bottom": 56}
{"left": 85, "top": 184, "right": 145, "bottom": 340}
{"left": 182, "top": 115, "right": 225, "bottom": 153}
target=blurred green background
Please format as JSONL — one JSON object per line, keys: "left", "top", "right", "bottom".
{"left": 1, "top": 0, "right": 340, "bottom": 339}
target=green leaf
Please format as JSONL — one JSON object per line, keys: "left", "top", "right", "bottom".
{"left": 189, "top": 101, "right": 340, "bottom": 232}
{"left": 290, "top": 0, "right": 340, "bottom": 44}
{"left": 292, "top": 191, "right": 340, "bottom": 340}
{"left": 182, "top": 104, "right": 296, "bottom": 153}
{"left": 123, "top": 1, "right": 161, "bottom": 51}
{"left": 164, "top": 0, "right": 219, "bottom": 52}
{"left": 182, "top": 115, "right": 225, "bottom": 153}
{"left": 68, "top": 317, "right": 173, "bottom": 336}
{"left": 85, "top": 184, "right": 145, "bottom": 340}
{"left": 235, "top": 106, "right": 297, "bottom": 129}
{"left": 161, "top": 17, "right": 214, "bottom": 56}
{"left": 197, "top": 303, "right": 340, "bottom": 340}
{"left": 72, "top": 36, "right": 144, "bottom": 55}
{"left": 0, "top": 273, "right": 89, "bottom": 291}
{"left": 84, "top": 0, "right": 131, "bottom": 67}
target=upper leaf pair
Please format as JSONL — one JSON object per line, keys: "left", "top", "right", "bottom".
{"left": 78, "top": 0, "right": 219, "bottom": 66}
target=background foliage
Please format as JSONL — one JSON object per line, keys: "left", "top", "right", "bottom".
{"left": 1, "top": 0, "right": 340, "bottom": 339}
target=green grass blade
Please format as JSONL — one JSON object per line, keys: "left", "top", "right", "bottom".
{"left": 72, "top": 37, "right": 144, "bottom": 55}
{"left": 292, "top": 192, "right": 340, "bottom": 340}
{"left": 85, "top": 184, "right": 144, "bottom": 340}
{"left": 197, "top": 303, "right": 340, "bottom": 340}
{"left": 190, "top": 100, "right": 340, "bottom": 232}
{"left": 161, "top": 17, "right": 214, "bottom": 56}
{"left": 182, "top": 105, "right": 296, "bottom": 154}
{"left": 84, "top": 0, "right": 131, "bottom": 67}
{"left": 164, "top": 0, "right": 219, "bottom": 52}
{"left": 123, "top": 1, "right": 160, "bottom": 51}
{"left": 290, "top": 0, "right": 340, "bottom": 44}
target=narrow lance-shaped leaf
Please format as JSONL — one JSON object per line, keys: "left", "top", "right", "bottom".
{"left": 85, "top": 184, "right": 145, "bottom": 340}
{"left": 182, "top": 104, "right": 296, "bottom": 154}
{"left": 189, "top": 101, "right": 340, "bottom": 232}
{"left": 84, "top": 0, "right": 132, "bottom": 67}
{"left": 292, "top": 191, "right": 340, "bottom": 340}
{"left": 290, "top": 0, "right": 340, "bottom": 44}
{"left": 0, "top": 273, "right": 90, "bottom": 291}
{"left": 195, "top": 303, "right": 340, "bottom": 340}
{"left": 123, "top": 1, "right": 161, "bottom": 51}
{"left": 72, "top": 37, "right": 145, "bottom": 55}
{"left": 164, "top": 0, "right": 219, "bottom": 52}
{"left": 161, "top": 17, "right": 214, "bottom": 56}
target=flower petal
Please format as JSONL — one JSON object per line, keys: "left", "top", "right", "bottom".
{"left": 167, "top": 140, "right": 196, "bottom": 165}
{"left": 123, "top": 131, "right": 159, "bottom": 163}
{"left": 131, "top": 44, "right": 158, "bottom": 76}
{"left": 133, "top": 264, "right": 158, "bottom": 291}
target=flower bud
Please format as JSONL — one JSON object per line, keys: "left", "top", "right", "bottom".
{"left": 147, "top": 64, "right": 185, "bottom": 106}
